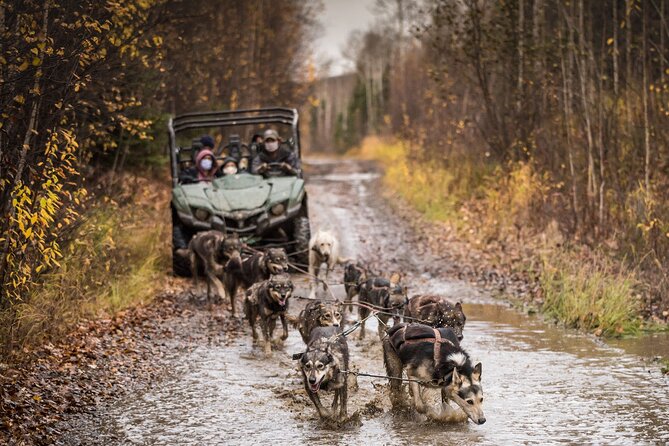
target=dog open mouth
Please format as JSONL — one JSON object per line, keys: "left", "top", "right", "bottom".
{"left": 309, "top": 376, "right": 324, "bottom": 393}
{"left": 269, "top": 263, "right": 285, "bottom": 273}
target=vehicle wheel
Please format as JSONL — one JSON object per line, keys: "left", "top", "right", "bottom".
{"left": 172, "top": 207, "right": 192, "bottom": 277}
{"left": 172, "top": 249, "right": 192, "bottom": 277}
{"left": 292, "top": 216, "right": 311, "bottom": 271}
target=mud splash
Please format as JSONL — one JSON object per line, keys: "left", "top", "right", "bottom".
{"left": 59, "top": 159, "right": 669, "bottom": 445}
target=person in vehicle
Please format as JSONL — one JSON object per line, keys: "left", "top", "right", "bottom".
{"left": 179, "top": 148, "right": 219, "bottom": 183}
{"left": 221, "top": 156, "right": 239, "bottom": 176}
{"left": 200, "top": 135, "right": 216, "bottom": 151}
{"left": 251, "top": 129, "right": 301, "bottom": 177}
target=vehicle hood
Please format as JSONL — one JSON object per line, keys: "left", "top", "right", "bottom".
{"left": 173, "top": 173, "right": 302, "bottom": 213}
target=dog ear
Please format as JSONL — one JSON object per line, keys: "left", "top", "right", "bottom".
{"left": 472, "top": 362, "right": 482, "bottom": 382}
{"left": 455, "top": 302, "right": 463, "bottom": 311}
{"left": 452, "top": 368, "right": 462, "bottom": 387}
{"left": 389, "top": 272, "right": 402, "bottom": 285}
{"left": 292, "top": 352, "right": 304, "bottom": 361}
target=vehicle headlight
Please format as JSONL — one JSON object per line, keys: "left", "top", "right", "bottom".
{"left": 271, "top": 203, "right": 285, "bottom": 216}
{"left": 194, "top": 208, "right": 210, "bottom": 221}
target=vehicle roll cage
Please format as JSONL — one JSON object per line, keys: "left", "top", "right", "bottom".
{"left": 167, "top": 107, "right": 301, "bottom": 186}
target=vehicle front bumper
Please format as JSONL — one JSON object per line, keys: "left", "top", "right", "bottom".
{"left": 177, "top": 203, "right": 302, "bottom": 235}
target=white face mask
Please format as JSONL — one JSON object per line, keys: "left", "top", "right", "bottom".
{"left": 265, "top": 141, "right": 279, "bottom": 152}
{"left": 223, "top": 165, "right": 237, "bottom": 175}
{"left": 200, "top": 158, "right": 213, "bottom": 171}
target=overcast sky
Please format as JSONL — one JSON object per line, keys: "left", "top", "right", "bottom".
{"left": 315, "top": 0, "right": 377, "bottom": 76}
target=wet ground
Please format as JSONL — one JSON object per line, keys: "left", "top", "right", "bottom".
{"left": 59, "top": 159, "right": 669, "bottom": 445}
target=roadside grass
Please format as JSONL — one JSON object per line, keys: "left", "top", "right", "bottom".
{"left": 0, "top": 175, "right": 170, "bottom": 355}
{"left": 353, "top": 136, "right": 643, "bottom": 337}
{"left": 351, "top": 136, "right": 484, "bottom": 224}
{"left": 540, "top": 251, "right": 641, "bottom": 336}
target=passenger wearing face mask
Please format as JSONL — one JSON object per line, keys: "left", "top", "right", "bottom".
{"left": 221, "top": 156, "right": 239, "bottom": 176}
{"left": 178, "top": 135, "right": 222, "bottom": 183}
{"left": 251, "top": 129, "right": 301, "bottom": 177}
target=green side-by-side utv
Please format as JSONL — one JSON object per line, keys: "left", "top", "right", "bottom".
{"left": 168, "top": 108, "right": 310, "bottom": 276}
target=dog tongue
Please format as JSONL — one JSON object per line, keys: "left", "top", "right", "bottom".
{"left": 310, "top": 382, "right": 321, "bottom": 392}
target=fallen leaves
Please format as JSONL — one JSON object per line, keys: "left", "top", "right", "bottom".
{"left": 0, "top": 287, "right": 238, "bottom": 445}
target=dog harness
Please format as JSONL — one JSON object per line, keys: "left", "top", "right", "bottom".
{"left": 396, "top": 326, "right": 455, "bottom": 371}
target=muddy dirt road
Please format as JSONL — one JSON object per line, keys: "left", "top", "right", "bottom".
{"left": 61, "top": 159, "right": 669, "bottom": 445}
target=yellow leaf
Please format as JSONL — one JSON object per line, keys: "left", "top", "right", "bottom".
{"left": 14, "top": 94, "right": 25, "bottom": 104}
{"left": 18, "top": 60, "right": 29, "bottom": 71}
{"left": 606, "top": 38, "right": 614, "bottom": 45}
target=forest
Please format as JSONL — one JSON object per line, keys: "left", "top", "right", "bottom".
{"left": 318, "top": 0, "right": 669, "bottom": 333}
{"left": 2, "top": 0, "right": 669, "bottom": 351}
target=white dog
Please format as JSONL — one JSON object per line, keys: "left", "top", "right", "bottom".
{"left": 308, "top": 229, "right": 345, "bottom": 298}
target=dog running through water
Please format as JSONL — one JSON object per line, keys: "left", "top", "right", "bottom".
{"left": 297, "top": 299, "right": 344, "bottom": 343}
{"left": 224, "top": 247, "right": 288, "bottom": 313}
{"left": 188, "top": 230, "right": 242, "bottom": 309}
{"left": 383, "top": 323, "right": 485, "bottom": 424}
{"left": 404, "top": 295, "right": 467, "bottom": 340}
{"left": 244, "top": 274, "right": 294, "bottom": 354}
{"left": 294, "top": 326, "right": 349, "bottom": 421}
{"left": 358, "top": 272, "right": 408, "bottom": 340}
{"left": 343, "top": 261, "right": 368, "bottom": 313}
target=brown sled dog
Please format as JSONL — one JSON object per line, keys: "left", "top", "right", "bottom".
{"left": 294, "top": 326, "right": 349, "bottom": 421}
{"left": 358, "top": 272, "right": 408, "bottom": 340}
{"left": 297, "top": 300, "right": 344, "bottom": 343}
{"left": 244, "top": 274, "right": 294, "bottom": 354}
{"left": 188, "top": 231, "right": 242, "bottom": 308}
{"left": 343, "top": 262, "right": 368, "bottom": 313}
{"left": 224, "top": 247, "right": 289, "bottom": 314}
{"left": 405, "top": 295, "right": 467, "bottom": 340}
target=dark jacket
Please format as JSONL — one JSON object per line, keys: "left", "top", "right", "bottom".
{"left": 251, "top": 145, "right": 301, "bottom": 177}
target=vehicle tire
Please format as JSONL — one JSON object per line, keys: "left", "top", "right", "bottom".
{"left": 172, "top": 207, "right": 192, "bottom": 277}
{"left": 172, "top": 249, "right": 192, "bottom": 277}
{"left": 292, "top": 215, "right": 311, "bottom": 271}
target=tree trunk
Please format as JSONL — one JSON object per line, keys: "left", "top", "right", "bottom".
{"left": 642, "top": 2, "right": 651, "bottom": 191}
{"left": 613, "top": 0, "right": 619, "bottom": 97}
{"left": 558, "top": 10, "right": 580, "bottom": 231}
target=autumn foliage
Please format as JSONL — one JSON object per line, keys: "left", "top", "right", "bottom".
{"left": 0, "top": 0, "right": 318, "bottom": 351}
{"left": 324, "top": 0, "right": 669, "bottom": 325}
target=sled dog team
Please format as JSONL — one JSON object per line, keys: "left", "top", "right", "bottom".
{"left": 187, "top": 228, "right": 485, "bottom": 425}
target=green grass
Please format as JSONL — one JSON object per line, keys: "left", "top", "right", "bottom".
{"left": 540, "top": 251, "right": 641, "bottom": 336}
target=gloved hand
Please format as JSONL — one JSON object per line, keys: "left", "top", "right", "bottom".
{"left": 280, "top": 162, "right": 294, "bottom": 174}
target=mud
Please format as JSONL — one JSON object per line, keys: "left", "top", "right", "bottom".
{"left": 34, "top": 159, "right": 669, "bottom": 444}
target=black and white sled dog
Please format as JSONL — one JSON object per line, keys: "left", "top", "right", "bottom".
{"left": 224, "top": 247, "right": 288, "bottom": 314}
{"left": 358, "top": 272, "right": 408, "bottom": 340}
{"left": 293, "top": 326, "right": 349, "bottom": 421}
{"left": 188, "top": 230, "right": 242, "bottom": 309}
{"left": 383, "top": 323, "right": 485, "bottom": 424}
{"left": 343, "top": 261, "right": 368, "bottom": 313}
{"left": 297, "top": 299, "right": 344, "bottom": 343}
{"left": 244, "top": 274, "right": 294, "bottom": 354}
{"left": 308, "top": 229, "right": 346, "bottom": 298}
